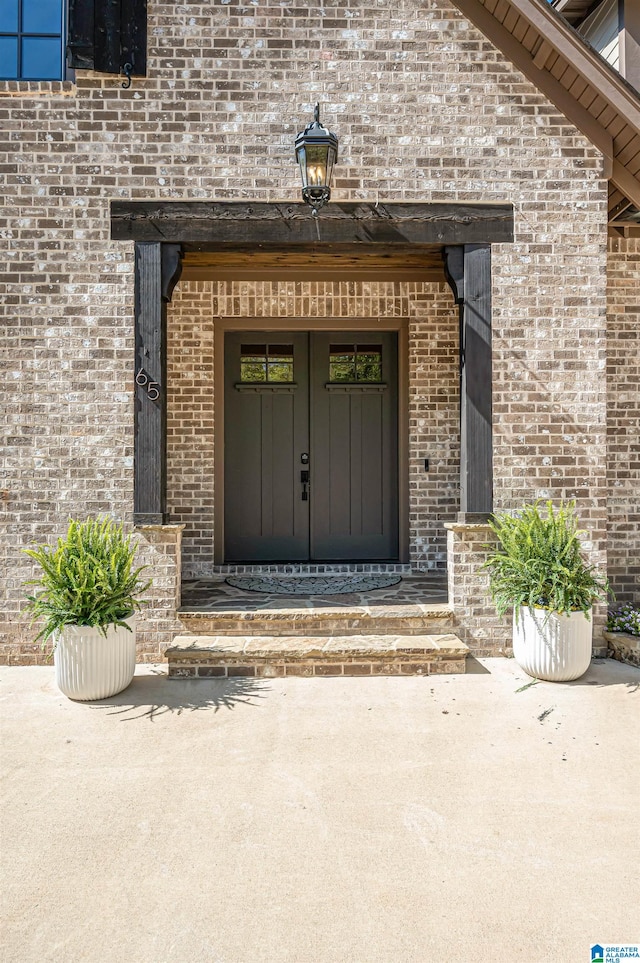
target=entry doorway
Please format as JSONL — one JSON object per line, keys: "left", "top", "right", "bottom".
{"left": 224, "top": 330, "right": 399, "bottom": 562}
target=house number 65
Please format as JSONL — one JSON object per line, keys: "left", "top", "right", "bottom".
{"left": 136, "top": 367, "right": 160, "bottom": 401}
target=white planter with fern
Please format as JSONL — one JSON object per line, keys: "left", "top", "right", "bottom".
{"left": 513, "top": 608, "right": 593, "bottom": 682}
{"left": 55, "top": 616, "right": 136, "bottom": 701}
{"left": 483, "top": 501, "right": 608, "bottom": 683}
{"left": 25, "top": 519, "right": 150, "bottom": 702}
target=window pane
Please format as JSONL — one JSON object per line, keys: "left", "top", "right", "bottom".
{"left": 240, "top": 346, "right": 267, "bottom": 382}
{"left": 267, "top": 344, "right": 293, "bottom": 358}
{"left": 22, "top": 36, "right": 61, "bottom": 78}
{"left": 330, "top": 344, "right": 355, "bottom": 355}
{"left": 356, "top": 348, "right": 382, "bottom": 382}
{"left": 267, "top": 360, "right": 293, "bottom": 382}
{"left": 22, "top": 0, "right": 63, "bottom": 34}
{"left": 241, "top": 360, "right": 267, "bottom": 382}
{"left": 0, "top": 1, "right": 19, "bottom": 32}
{"left": 329, "top": 344, "right": 356, "bottom": 382}
{"left": 265, "top": 346, "right": 293, "bottom": 382}
{"left": 0, "top": 37, "right": 19, "bottom": 78}
{"left": 241, "top": 344, "right": 267, "bottom": 357}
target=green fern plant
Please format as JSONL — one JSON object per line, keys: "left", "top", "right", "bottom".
{"left": 482, "top": 501, "right": 609, "bottom": 623}
{"left": 24, "top": 518, "right": 151, "bottom": 645}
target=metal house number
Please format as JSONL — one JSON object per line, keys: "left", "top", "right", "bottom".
{"left": 135, "top": 367, "right": 160, "bottom": 401}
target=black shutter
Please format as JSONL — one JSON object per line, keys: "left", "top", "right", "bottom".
{"left": 66, "top": 0, "right": 94, "bottom": 69}
{"left": 67, "top": 0, "right": 147, "bottom": 76}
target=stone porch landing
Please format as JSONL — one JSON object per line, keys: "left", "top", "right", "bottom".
{"left": 167, "top": 576, "right": 469, "bottom": 677}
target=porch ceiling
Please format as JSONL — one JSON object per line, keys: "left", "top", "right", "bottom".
{"left": 179, "top": 243, "right": 447, "bottom": 282}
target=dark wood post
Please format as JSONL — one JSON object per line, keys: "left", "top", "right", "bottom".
{"left": 444, "top": 244, "right": 493, "bottom": 520}
{"left": 133, "top": 242, "right": 182, "bottom": 525}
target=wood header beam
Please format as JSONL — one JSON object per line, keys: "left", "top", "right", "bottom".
{"left": 111, "top": 201, "right": 515, "bottom": 246}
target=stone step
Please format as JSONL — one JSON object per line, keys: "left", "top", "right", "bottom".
{"left": 166, "top": 633, "right": 468, "bottom": 678}
{"left": 178, "top": 602, "right": 454, "bottom": 638}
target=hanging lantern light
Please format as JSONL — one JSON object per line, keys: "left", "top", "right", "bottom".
{"left": 295, "top": 103, "right": 338, "bottom": 215}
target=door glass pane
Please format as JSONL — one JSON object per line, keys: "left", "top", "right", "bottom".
{"left": 267, "top": 344, "right": 293, "bottom": 383}
{"left": 356, "top": 345, "right": 382, "bottom": 382}
{"left": 22, "top": 36, "right": 61, "bottom": 78}
{"left": 0, "top": 37, "right": 19, "bottom": 78}
{"left": 329, "top": 344, "right": 382, "bottom": 382}
{"left": 329, "top": 345, "right": 356, "bottom": 382}
{"left": 240, "top": 344, "right": 267, "bottom": 382}
{"left": 0, "top": 1, "right": 19, "bottom": 32}
{"left": 22, "top": 0, "right": 63, "bottom": 33}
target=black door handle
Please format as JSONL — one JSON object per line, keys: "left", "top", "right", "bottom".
{"left": 300, "top": 469, "right": 310, "bottom": 500}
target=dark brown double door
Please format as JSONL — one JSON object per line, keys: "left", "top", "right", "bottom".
{"left": 224, "top": 330, "right": 398, "bottom": 562}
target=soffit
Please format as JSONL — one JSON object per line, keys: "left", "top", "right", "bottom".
{"left": 180, "top": 244, "right": 447, "bottom": 282}
{"left": 552, "top": 0, "right": 598, "bottom": 26}
{"left": 450, "top": 0, "right": 640, "bottom": 235}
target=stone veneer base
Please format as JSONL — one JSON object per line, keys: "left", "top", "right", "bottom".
{"left": 603, "top": 631, "right": 640, "bottom": 666}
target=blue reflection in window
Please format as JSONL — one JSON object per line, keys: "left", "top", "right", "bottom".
{"left": 22, "top": 36, "right": 61, "bottom": 78}
{"left": 0, "top": 1, "right": 19, "bottom": 33}
{"left": 0, "top": 37, "right": 19, "bottom": 78}
{"left": 22, "top": 0, "right": 62, "bottom": 34}
{"left": 0, "top": 0, "right": 64, "bottom": 80}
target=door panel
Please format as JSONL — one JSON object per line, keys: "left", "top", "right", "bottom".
{"left": 310, "top": 331, "right": 398, "bottom": 560}
{"left": 224, "top": 332, "right": 309, "bottom": 561}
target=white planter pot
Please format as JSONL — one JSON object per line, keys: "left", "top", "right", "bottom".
{"left": 513, "top": 607, "right": 593, "bottom": 682}
{"left": 54, "top": 617, "right": 136, "bottom": 701}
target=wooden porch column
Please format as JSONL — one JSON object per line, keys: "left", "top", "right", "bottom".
{"left": 444, "top": 244, "right": 493, "bottom": 520}
{"left": 133, "top": 242, "right": 182, "bottom": 525}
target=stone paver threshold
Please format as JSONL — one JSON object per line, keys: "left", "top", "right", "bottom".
{"left": 166, "top": 633, "right": 469, "bottom": 678}
{"left": 179, "top": 575, "right": 448, "bottom": 613}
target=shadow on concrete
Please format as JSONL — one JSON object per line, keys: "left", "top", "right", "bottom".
{"left": 565, "top": 659, "right": 640, "bottom": 691}
{"left": 511, "top": 659, "right": 640, "bottom": 692}
{"left": 465, "top": 657, "right": 492, "bottom": 674}
{"left": 90, "top": 669, "right": 270, "bottom": 721}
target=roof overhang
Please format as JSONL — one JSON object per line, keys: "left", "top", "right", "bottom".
{"left": 552, "top": 0, "right": 598, "bottom": 26}
{"left": 450, "top": 0, "right": 640, "bottom": 235}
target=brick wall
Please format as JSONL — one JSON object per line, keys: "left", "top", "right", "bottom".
{"left": 1, "top": 0, "right": 614, "bottom": 662}
{"left": 607, "top": 238, "right": 640, "bottom": 604}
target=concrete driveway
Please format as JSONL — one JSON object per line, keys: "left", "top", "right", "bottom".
{"left": 1, "top": 658, "right": 639, "bottom": 963}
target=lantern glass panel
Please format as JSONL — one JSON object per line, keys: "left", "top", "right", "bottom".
{"left": 303, "top": 144, "right": 328, "bottom": 187}
{"left": 296, "top": 146, "right": 308, "bottom": 187}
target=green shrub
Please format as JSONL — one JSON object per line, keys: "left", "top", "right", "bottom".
{"left": 24, "top": 518, "right": 151, "bottom": 644}
{"left": 607, "top": 604, "right": 640, "bottom": 637}
{"left": 482, "top": 500, "right": 609, "bottom": 622}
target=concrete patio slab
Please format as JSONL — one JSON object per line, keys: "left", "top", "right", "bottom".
{"left": 1, "top": 658, "right": 639, "bottom": 963}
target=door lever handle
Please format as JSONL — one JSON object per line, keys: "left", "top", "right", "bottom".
{"left": 300, "top": 470, "right": 310, "bottom": 500}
